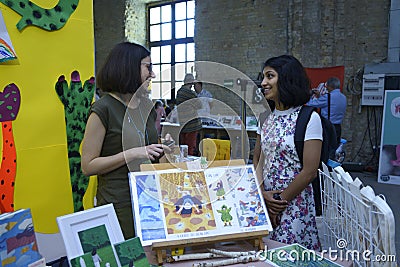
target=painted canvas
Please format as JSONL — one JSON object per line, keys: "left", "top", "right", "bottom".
{"left": 76, "top": 224, "right": 119, "bottom": 266}
{"left": 129, "top": 164, "right": 272, "bottom": 246}
{"left": 129, "top": 173, "right": 166, "bottom": 245}
{"left": 0, "top": 209, "right": 43, "bottom": 267}
{"left": 0, "top": 10, "right": 17, "bottom": 63}
{"left": 114, "top": 237, "right": 150, "bottom": 267}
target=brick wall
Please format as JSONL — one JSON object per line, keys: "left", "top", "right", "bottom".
{"left": 195, "top": 0, "right": 390, "bottom": 166}
{"left": 96, "top": 0, "right": 391, "bottom": 166}
{"left": 93, "top": 0, "right": 126, "bottom": 72}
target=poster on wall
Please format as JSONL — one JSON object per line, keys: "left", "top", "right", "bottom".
{"left": 0, "top": 10, "right": 17, "bottom": 63}
{"left": 378, "top": 90, "right": 400, "bottom": 185}
{"left": 129, "top": 165, "right": 272, "bottom": 246}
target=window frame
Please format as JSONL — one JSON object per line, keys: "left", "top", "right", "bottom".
{"left": 147, "top": 0, "right": 195, "bottom": 101}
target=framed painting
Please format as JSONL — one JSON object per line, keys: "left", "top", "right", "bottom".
{"left": 129, "top": 164, "right": 272, "bottom": 246}
{"left": 56, "top": 204, "right": 125, "bottom": 262}
{"left": 114, "top": 237, "right": 150, "bottom": 267}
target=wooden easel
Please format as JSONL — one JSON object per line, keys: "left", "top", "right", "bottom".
{"left": 152, "top": 231, "right": 268, "bottom": 265}
{"left": 139, "top": 159, "right": 269, "bottom": 266}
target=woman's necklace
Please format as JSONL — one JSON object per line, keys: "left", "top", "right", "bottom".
{"left": 110, "top": 93, "right": 149, "bottom": 146}
{"left": 126, "top": 106, "right": 149, "bottom": 146}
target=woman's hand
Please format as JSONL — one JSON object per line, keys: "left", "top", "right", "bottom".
{"left": 262, "top": 190, "right": 288, "bottom": 214}
{"left": 268, "top": 212, "right": 282, "bottom": 229}
{"left": 126, "top": 144, "right": 163, "bottom": 161}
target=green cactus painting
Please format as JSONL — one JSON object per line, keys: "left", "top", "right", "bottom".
{"left": 55, "top": 71, "right": 94, "bottom": 212}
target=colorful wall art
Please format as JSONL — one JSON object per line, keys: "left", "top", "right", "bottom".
{"left": 0, "top": 1, "right": 95, "bottom": 261}
{"left": 0, "top": 10, "right": 17, "bottom": 63}
{"left": 129, "top": 165, "right": 273, "bottom": 247}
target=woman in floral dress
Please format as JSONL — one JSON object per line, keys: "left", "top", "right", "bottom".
{"left": 259, "top": 55, "right": 321, "bottom": 250}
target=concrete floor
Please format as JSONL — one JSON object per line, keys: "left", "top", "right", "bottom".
{"left": 330, "top": 170, "right": 399, "bottom": 264}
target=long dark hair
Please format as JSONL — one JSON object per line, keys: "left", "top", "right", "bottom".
{"left": 263, "top": 55, "right": 311, "bottom": 108}
{"left": 96, "top": 42, "right": 150, "bottom": 94}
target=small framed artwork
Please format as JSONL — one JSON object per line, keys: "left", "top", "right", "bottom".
{"left": 114, "top": 237, "right": 150, "bottom": 267}
{"left": 57, "top": 204, "right": 125, "bottom": 262}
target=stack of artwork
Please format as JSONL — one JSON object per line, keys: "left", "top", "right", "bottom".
{"left": 57, "top": 204, "right": 153, "bottom": 267}
{"left": 129, "top": 164, "right": 272, "bottom": 247}
{"left": 0, "top": 208, "right": 45, "bottom": 267}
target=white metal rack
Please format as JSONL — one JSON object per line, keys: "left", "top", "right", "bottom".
{"left": 319, "top": 166, "right": 397, "bottom": 267}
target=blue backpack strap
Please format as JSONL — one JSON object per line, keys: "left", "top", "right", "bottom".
{"left": 294, "top": 106, "right": 316, "bottom": 166}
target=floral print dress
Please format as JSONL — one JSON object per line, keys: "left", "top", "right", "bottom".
{"left": 261, "top": 106, "right": 321, "bottom": 251}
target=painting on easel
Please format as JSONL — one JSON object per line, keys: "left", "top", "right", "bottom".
{"left": 129, "top": 165, "right": 272, "bottom": 246}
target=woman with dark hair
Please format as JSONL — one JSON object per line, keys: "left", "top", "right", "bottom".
{"left": 81, "top": 42, "right": 172, "bottom": 239}
{"left": 259, "top": 55, "right": 321, "bottom": 250}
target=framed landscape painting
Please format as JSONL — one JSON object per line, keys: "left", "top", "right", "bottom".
{"left": 56, "top": 204, "right": 124, "bottom": 262}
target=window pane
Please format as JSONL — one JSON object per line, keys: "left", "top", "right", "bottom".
{"left": 152, "top": 64, "right": 161, "bottom": 81}
{"left": 161, "top": 5, "right": 171, "bottom": 22}
{"left": 175, "top": 2, "right": 186, "bottom": 20}
{"left": 161, "top": 23, "right": 171, "bottom": 40}
{"left": 187, "top": 43, "right": 195, "bottom": 61}
{"left": 175, "top": 63, "right": 187, "bottom": 81}
{"left": 149, "top": 2, "right": 196, "bottom": 98}
{"left": 187, "top": 1, "right": 195, "bottom": 18}
{"left": 161, "top": 83, "right": 171, "bottom": 99}
{"left": 150, "top": 7, "right": 160, "bottom": 24}
{"left": 151, "top": 47, "right": 160, "bottom": 64}
{"left": 175, "top": 20, "right": 186, "bottom": 39}
{"left": 187, "top": 19, "right": 194, "bottom": 37}
{"left": 174, "top": 82, "right": 183, "bottom": 93}
{"left": 175, "top": 44, "right": 186, "bottom": 62}
{"left": 161, "top": 45, "right": 171, "bottom": 63}
{"left": 150, "top": 24, "right": 161, "bottom": 42}
{"left": 186, "top": 62, "right": 195, "bottom": 74}
{"left": 161, "top": 64, "right": 171, "bottom": 81}
{"left": 151, "top": 82, "right": 161, "bottom": 99}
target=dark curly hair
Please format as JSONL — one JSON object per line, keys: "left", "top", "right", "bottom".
{"left": 263, "top": 55, "right": 311, "bottom": 108}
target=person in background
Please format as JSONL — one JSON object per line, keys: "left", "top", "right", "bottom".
{"left": 310, "top": 82, "right": 328, "bottom": 99}
{"left": 155, "top": 99, "right": 166, "bottom": 137}
{"left": 165, "top": 99, "right": 175, "bottom": 117}
{"left": 307, "top": 76, "right": 347, "bottom": 148}
{"left": 81, "top": 42, "right": 172, "bottom": 239}
{"left": 194, "top": 81, "right": 213, "bottom": 117}
{"left": 175, "top": 73, "right": 202, "bottom": 155}
{"left": 259, "top": 55, "right": 321, "bottom": 250}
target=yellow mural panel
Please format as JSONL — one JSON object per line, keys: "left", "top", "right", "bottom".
{"left": 0, "top": 0, "right": 94, "bottom": 234}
